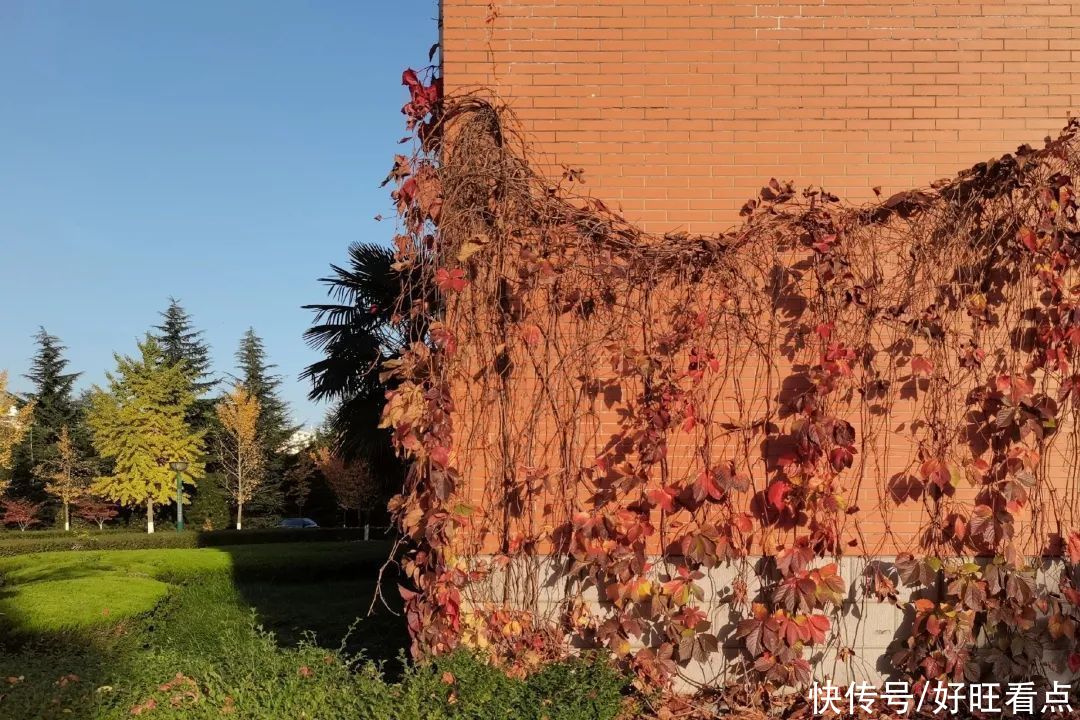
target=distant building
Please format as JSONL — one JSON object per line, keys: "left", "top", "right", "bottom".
{"left": 281, "top": 428, "right": 316, "bottom": 455}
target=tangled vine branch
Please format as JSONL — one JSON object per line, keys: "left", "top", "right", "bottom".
{"left": 380, "top": 65, "right": 1080, "bottom": 713}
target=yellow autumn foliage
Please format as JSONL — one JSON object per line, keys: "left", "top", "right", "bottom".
{"left": 0, "top": 370, "right": 34, "bottom": 494}
{"left": 215, "top": 383, "right": 263, "bottom": 530}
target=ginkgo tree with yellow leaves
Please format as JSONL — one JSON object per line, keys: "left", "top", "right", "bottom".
{"left": 215, "top": 383, "right": 263, "bottom": 530}
{"left": 36, "top": 425, "right": 93, "bottom": 531}
{"left": 87, "top": 338, "right": 205, "bottom": 533}
{"left": 0, "top": 371, "right": 34, "bottom": 495}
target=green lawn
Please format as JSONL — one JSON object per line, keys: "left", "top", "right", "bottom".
{"left": 0, "top": 541, "right": 627, "bottom": 720}
{"left": 0, "top": 542, "right": 403, "bottom": 646}
{"left": 0, "top": 574, "right": 169, "bottom": 632}
{"left": 0, "top": 541, "right": 411, "bottom": 719}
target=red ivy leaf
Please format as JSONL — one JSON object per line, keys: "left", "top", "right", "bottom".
{"left": 812, "top": 563, "right": 846, "bottom": 606}
{"left": 646, "top": 485, "right": 679, "bottom": 513}
{"left": 829, "top": 446, "right": 854, "bottom": 472}
{"left": 735, "top": 603, "right": 778, "bottom": 657}
{"left": 1070, "top": 653, "right": 1080, "bottom": 673}
{"left": 1018, "top": 225, "right": 1040, "bottom": 253}
{"left": 429, "top": 445, "right": 450, "bottom": 468}
{"left": 694, "top": 470, "right": 725, "bottom": 502}
{"left": 911, "top": 355, "right": 934, "bottom": 377}
{"left": 1068, "top": 532, "right": 1080, "bottom": 564}
{"left": 435, "top": 267, "right": 468, "bottom": 293}
{"left": 733, "top": 513, "right": 754, "bottom": 533}
{"left": 520, "top": 323, "right": 543, "bottom": 346}
{"left": 802, "top": 613, "right": 830, "bottom": 645}
{"left": 766, "top": 480, "right": 790, "bottom": 511}
{"left": 429, "top": 323, "right": 458, "bottom": 355}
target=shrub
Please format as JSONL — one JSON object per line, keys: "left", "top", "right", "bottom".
{"left": 73, "top": 498, "right": 119, "bottom": 529}
{"left": 0, "top": 527, "right": 378, "bottom": 556}
{"left": 0, "top": 527, "right": 130, "bottom": 539}
{"left": 399, "top": 651, "right": 630, "bottom": 720}
{"left": 186, "top": 472, "right": 230, "bottom": 531}
{"left": 0, "top": 530, "right": 195, "bottom": 556}
{"left": 1, "top": 499, "right": 44, "bottom": 531}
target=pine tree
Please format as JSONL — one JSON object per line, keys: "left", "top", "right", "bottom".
{"left": 11, "top": 329, "right": 84, "bottom": 496}
{"left": 154, "top": 298, "right": 217, "bottom": 433}
{"left": 235, "top": 329, "right": 295, "bottom": 516}
{"left": 186, "top": 472, "right": 230, "bottom": 531}
{"left": 154, "top": 298, "right": 215, "bottom": 395}
{"left": 24, "top": 329, "right": 80, "bottom": 443}
{"left": 87, "top": 337, "right": 205, "bottom": 533}
{"left": 236, "top": 329, "right": 292, "bottom": 447}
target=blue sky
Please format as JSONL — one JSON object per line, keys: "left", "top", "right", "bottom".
{"left": 0, "top": 0, "right": 438, "bottom": 426}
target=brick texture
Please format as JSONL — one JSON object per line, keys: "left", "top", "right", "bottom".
{"left": 437, "top": 1, "right": 1080, "bottom": 671}
{"left": 441, "top": 0, "right": 1080, "bottom": 558}
{"left": 442, "top": 0, "right": 1080, "bottom": 233}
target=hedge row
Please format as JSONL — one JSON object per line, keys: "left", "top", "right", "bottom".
{"left": 0, "top": 527, "right": 377, "bottom": 557}
{"left": 0, "top": 527, "right": 132, "bottom": 540}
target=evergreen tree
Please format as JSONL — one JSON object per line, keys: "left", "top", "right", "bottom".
{"left": 234, "top": 329, "right": 295, "bottom": 516}
{"left": 154, "top": 298, "right": 217, "bottom": 436}
{"left": 154, "top": 298, "right": 216, "bottom": 395}
{"left": 235, "top": 329, "right": 292, "bottom": 448}
{"left": 11, "top": 329, "right": 85, "bottom": 497}
{"left": 186, "top": 471, "right": 230, "bottom": 531}
{"left": 87, "top": 337, "right": 205, "bottom": 533}
{"left": 24, "top": 329, "right": 80, "bottom": 440}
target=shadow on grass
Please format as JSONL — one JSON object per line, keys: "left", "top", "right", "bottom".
{"left": 0, "top": 608, "right": 147, "bottom": 719}
{"left": 0, "top": 536, "right": 411, "bottom": 719}
{"left": 217, "top": 538, "right": 410, "bottom": 675}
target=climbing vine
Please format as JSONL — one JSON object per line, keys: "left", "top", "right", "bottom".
{"left": 378, "top": 61, "right": 1080, "bottom": 715}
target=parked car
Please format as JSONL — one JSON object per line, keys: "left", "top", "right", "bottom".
{"left": 278, "top": 518, "right": 319, "bottom": 529}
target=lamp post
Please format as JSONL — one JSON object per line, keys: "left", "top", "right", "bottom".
{"left": 169, "top": 461, "right": 188, "bottom": 532}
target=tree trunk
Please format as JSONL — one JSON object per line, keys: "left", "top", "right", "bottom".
{"left": 236, "top": 474, "right": 243, "bottom": 530}
{"left": 64, "top": 502, "right": 70, "bottom": 532}
{"left": 147, "top": 499, "right": 155, "bottom": 534}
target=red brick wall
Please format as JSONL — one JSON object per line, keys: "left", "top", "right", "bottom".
{"left": 442, "top": 0, "right": 1080, "bottom": 233}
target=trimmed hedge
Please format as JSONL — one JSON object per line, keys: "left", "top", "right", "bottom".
{"left": 0, "top": 527, "right": 132, "bottom": 539}
{"left": 0, "top": 527, "right": 379, "bottom": 557}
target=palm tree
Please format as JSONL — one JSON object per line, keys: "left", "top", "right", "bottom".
{"left": 302, "top": 242, "right": 426, "bottom": 465}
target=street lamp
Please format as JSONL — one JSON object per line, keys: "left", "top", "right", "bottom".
{"left": 169, "top": 461, "right": 188, "bottom": 532}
